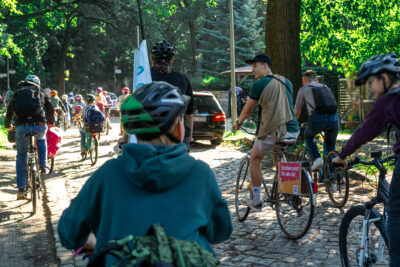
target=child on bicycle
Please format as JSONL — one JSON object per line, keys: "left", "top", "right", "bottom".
{"left": 57, "top": 82, "right": 232, "bottom": 265}
{"left": 333, "top": 52, "right": 400, "bottom": 266}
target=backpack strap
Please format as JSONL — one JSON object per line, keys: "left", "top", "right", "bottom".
{"left": 266, "top": 75, "right": 293, "bottom": 98}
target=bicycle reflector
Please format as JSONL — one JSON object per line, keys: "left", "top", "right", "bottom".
{"left": 212, "top": 113, "right": 226, "bottom": 122}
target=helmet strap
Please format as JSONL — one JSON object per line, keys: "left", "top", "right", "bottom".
{"left": 379, "top": 73, "right": 395, "bottom": 93}
{"left": 164, "top": 132, "right": 181, "bottom": 144}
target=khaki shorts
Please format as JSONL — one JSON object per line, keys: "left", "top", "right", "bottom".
{"left": 254, "top": 131, "right": 299, "bottom": 156}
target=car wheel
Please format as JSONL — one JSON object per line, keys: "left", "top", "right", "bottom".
{"left": 210, "top": 138, "right": 223, "bottom": 146}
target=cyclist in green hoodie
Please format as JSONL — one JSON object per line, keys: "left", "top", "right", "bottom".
{"left": 57, "top": 82, "right": 232, "bottom": 265}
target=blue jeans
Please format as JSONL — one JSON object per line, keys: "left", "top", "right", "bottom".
{"left": 15, "top": 124, "right": 47, "bottom": 189}
{"left": 388, "top": 158, "right": 400, "bottom": 266}
{"left": 304, "top": 113, "right": 339, "bottom": 160}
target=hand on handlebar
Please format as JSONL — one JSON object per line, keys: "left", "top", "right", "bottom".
{"left": 332, "top": 156, "right": 348, "bottom": 169}
{"left": 232, "top": 124, "right": 241, "bottom": 131}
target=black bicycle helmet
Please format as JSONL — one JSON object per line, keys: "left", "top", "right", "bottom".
{"left": 85, "top": 94, "right": 96, "bottom": 103}
{"left": 120, "top": 82, "right": 189, "bottom": 142}
{"left": 355, "top": 52, "right": 400, "bottom": 86}
{"left": 151, "top": 40, "right": 174, "bottom": 64}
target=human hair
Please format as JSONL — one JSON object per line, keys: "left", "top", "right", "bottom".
{"left": 152, "top": 60, "right": 172, "bottom": 75}
{"left": 303, "top": 70, "right": 317, "bottom": 81}
{"left": 384, "top": 71, "right": 400, "bottom": 85}
{"left": 138, "top": 114, "right": 183, "bottom": 146}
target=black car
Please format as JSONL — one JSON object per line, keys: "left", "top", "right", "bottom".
{"left": 192, "top": 91, "right": 226, "bottom": 145}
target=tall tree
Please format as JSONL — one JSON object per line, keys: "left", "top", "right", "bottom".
{"left": 265, "top": 0, "right": 301, "bottom": 94}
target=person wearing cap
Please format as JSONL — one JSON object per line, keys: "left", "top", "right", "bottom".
{"left": 150, "top": 40, "right": 194, "bottom": 150}
{"left": 233, "top": 53, "right": 299, "bottom": 211}
{"left": 294, "top": 70, "right": 339, "bottom": 171}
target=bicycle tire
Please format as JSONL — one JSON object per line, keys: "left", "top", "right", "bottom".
{"left": 30, "top": 166, "right": 37, "bottom": 215}
{"left": 339, "top": 205, "right": 389, "bottom": 267}
{"left": 89, "top": 135, "right": 98, "bottom": 165}
{"left": 235, "top": 157, "right": 251, "bottom": 222}
{"left": 48, "top": 157, "right": 54, "bottom": 174}
{"left": 324, "top": 151, "right": 350, "bottom": 208}
{"left": 104, "top": 120, "right": 109, "bottom": 135}
{"left": 275, "top": 166, "right": 315, "bottom": 239}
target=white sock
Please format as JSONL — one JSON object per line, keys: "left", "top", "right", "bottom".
{"left": 252, "top": 186, "right": 261, "bottom": 203}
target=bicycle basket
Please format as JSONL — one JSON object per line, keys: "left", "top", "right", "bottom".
{"left": 85, "top": 122, "right": 103, "bottom": 133}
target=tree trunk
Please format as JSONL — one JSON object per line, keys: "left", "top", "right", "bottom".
{"left": 188, "top": 21, "right": 198, "bottom": 73}
{"left": 265, "top": 0, "right": 301, "bottom": 95}
{"left": 57, "top": 16, "right": 72, "bottom": 96}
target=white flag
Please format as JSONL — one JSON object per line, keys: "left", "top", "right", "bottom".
{"left": 133, "top": 40, "right": 152, "bottom": 92}
{"left": 130, "top": 40, "right": 152, "bottom": 143}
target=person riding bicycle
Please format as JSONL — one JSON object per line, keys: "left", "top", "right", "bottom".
{"left": 116, "top": 87, "right": 130, "bottom": 136}
{"left": 233, "top": 54, "right": 300, "bottom": 211}
{"left": 61, "top": 94, "right": 72, "bottom": 125}
{"left": 68, "top": 92, "right": 74, "bottom": 105}
{"left": 3, "top": 75, "right": 55, "bottom": 200}
{"left": 151, "top": 40, "right": 194, "bottom": 150}
{"left": 50, "top": 90, "right": 66, "bottom": 125}
{"left": 333, "top": 52, "right": 400, "bottom": 267}
{"left": 95, "top": 87, "right": 106, "bottom": 114}
{"left": 57, "top": 82, "right": 232, "bottom": 265}
{"left": 78, "top": 94, "right": 100, "bottom": 154}
{"left": 294, "top": 70, "right": 339, "bottom": 171}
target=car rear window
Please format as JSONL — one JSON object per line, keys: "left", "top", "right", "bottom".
{"left": 193, "top": 95, "right": 221, "bottom": 113}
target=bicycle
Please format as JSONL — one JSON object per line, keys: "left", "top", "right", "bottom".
{"left": 339, "top": 151, "right": 396, "bottom": 266}
{"left": 295, "top": 128, "right": 349, "bottom": 208}
{"left": 26, "top": 131, "right": 43, "bottom": 214}
{"left": 235, "top": 128, "right": 316, "bottom": 239}
{"left": 81, "top": 122, "right": 100, "bottom": 166}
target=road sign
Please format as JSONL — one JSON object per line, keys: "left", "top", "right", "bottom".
{"left": 0, "top": 74, "right": 7, "bottom": 78}
{"left": 9, "top": 70, "right": 15, "bottom": 74}
{"left": 115, "top": 69, "right": 121, "bottom": 74}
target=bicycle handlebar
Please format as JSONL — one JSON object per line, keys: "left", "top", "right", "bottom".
{"left": 347, "top": 154, "right": 397, "bottom": 171}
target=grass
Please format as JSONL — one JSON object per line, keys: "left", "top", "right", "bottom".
{"left": 0, "top": 106, "right": 9, "bottom": 150}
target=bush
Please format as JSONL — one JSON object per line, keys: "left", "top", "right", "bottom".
{"left": 0, "top": 106, "right": 9, "bottom": 149}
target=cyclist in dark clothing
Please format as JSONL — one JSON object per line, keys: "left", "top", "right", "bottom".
{"left": 333, "top": 52, "right": 400, "bottom": 266}
{"left": 150, "top": 40, "right": 194, "bottom": 150}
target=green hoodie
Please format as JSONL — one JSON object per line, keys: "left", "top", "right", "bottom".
{"left": 58, "top": 143, "right": 232, "bottom": 264}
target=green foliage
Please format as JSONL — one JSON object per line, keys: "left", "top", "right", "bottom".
{"left": 301, "top": 0, "right": 400, "bottom": 76}
{"left": 0, "top": 106, "right": 8, "bottom": 150}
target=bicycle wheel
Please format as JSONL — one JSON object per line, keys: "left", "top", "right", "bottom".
{"left": 30, "top": 165, "right": 37, "bottom": 214}
{"left": 275, "top": 166, "right": 314, "bottom": 239}
{"left": 339, "top": 205, "right": 389, "bottom": 267}
{"left": 48, "top": 157, "right": 54, "bottom": 174}
{"left": 104, "top": 120, "right": 109, "bottom": 135}
{"left": 324, "top": 151, "right": 350, "bottom": 208}
{"left": 89, "top": 135, "right": 98, "bottom": 165}
{"left": 235, "top": 157, "right": 251, "bottom": 222}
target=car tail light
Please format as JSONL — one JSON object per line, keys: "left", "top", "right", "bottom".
{"left": 212, "top": 113, "right": 226, "bottom": 122}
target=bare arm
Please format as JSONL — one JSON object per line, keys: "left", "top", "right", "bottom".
{"left": 233, "top": 98, "right": 257, "bottom": 130}
{"left": 294, "top": 108, "right": 301, "bottom": 120}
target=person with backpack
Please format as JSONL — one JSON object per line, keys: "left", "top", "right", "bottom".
{"left": 232, "top": 54, "right": 300, "bottom": 211}
{"left": 50, "top": 90, "right": 66, "bottom": 127}
{"left": 78, "top": 94, "right": 103, "bottom": 154}
{"left": 58, "top": 82, "right": 232, "bottom": 266}
{"left": 151, "top": 40, "right": 194, "bottom": 150}
{"left": 4, "top": 75, "right": 55, "bottom": 200}
{"left": 294, "top": 70, "right": 339, "bottom": 171}
{"left": 332, "top": 53, "right": 400, "bottom": 266}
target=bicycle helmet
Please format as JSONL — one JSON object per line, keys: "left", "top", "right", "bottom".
{"left": 355, "top": 52, "right": 400, "bottom": 86}
{"left": 50, "top": 90, "right": 57, "bottom": 96}
{"left": 96, "top": 87, "right": 103, "bottom": 93}
{"left": 61, "top": 94, "right": 68, "bottom": 101}
{"left": 75, "top": 94, "right": 82, "bottom": 101}
{"left": 151, "top": 40, "right": 174, "bottom": 64}
{"left": 122, "top": 87, "right": 130, "bottom": 93}
{"left": 68, "top": 92, "right": 74, "bottom": 97}
{"left": 120, "top": 82, "right": 189, "bottom": 141}
{"left": 85, "top": 94, "right": 96, "bottom": 103}
{"left": 25, "top": 75, "right": 40, "bottom": 86}
{"left": 103, "top": 91, "right": 108, "bottom": 96}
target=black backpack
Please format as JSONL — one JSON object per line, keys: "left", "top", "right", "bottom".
{"left": 12, "top": 84, "right": 43, "bottom": 119}
{"left": 307, "top": 85, "right": 337, "bottom": 114}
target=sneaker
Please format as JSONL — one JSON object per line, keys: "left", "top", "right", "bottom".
{"left": 247, "top": 199, "right": 262, "bottom": 212}
{"left": 311, "top": 158, "right": 323, "bottom": 171}
{"left": 40, "top": 165, "right": 47, "bottom": 175}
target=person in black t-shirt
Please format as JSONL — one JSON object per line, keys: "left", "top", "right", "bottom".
{"left": 150, "top": 40, "right": 194, "bottom": 150}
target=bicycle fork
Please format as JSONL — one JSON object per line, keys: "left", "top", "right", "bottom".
{"left": 359, "top": 214, "right": 384, "bottom": 266}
